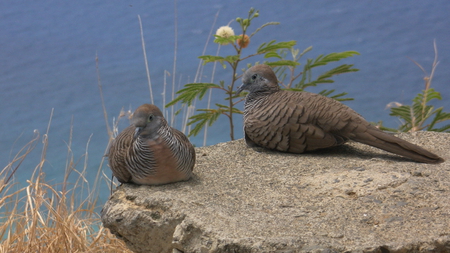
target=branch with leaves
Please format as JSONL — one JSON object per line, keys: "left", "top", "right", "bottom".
{"left": 377, "top": 42, "right": 450, "bottom": 133}
{"left": 166, "top": 8, "right": 360, "bottom": 141}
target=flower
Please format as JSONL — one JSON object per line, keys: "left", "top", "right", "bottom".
{"left": 215, "top": 26, "right": 235, "bottom": 45}
{"left": 236, "top": 34, "right": 250, "bottom": 48}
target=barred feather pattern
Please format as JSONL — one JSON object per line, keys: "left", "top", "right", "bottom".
{"left": 126, "top": 122, "right": 195, "bottom": 181}
{"left": 127, "top": 136, "right": 157, "bottom": 179}
{"left": 108, "top": 104, "right": 195, "bottom": 185}
{"left": 244, "top": 90, "right": 357, "bottom": 153}
{"left": 240, "top": 64, "right": 444, "bottom": 164}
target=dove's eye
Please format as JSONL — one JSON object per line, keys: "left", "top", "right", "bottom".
{"left": 251, "top": 74, "right": 257, "bottom": 80}
{"left": 148, "top": 115, "right": 154, "bottom": 121}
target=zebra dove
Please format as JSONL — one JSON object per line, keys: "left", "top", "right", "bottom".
{"left": 236, "top": 64, "right": 444, "bottom": 164}
{"left": 108, "top": 104, "right": 195, "bottom": 185}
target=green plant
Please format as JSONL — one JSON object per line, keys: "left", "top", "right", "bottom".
{"left": 274, "top": 48, "right": 359, "bottom": 100}
{"left": 166, "top": 8, "right": 359, "bottom": 141}
{"left": 377, "top": 42, "right": 450, "bottom": 133}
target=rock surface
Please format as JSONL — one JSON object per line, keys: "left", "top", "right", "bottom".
{"left": 101, "top": 132, "right": 450, "bottom": 253}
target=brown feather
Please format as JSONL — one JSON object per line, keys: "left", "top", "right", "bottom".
{"left": 107, "top": 104, "right": 196, "bottom": 185}
{"left": 238, "top": 64, "right": 444, "bottom": 164}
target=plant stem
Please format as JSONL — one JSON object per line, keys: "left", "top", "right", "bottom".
{"left": 226, "top": 59, "right": 239, "bottom": 140}
{"left": 228, "top": 44, "right": 244, "bottom": 140}
{"left": 229, "top": 65, "right": 237, "bottom": 140}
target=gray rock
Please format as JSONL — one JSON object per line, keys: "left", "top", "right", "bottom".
{"left": 101, "top": 132, "right": 450, "bottom": 253}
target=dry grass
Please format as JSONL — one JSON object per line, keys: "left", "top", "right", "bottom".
{"left": 0, "top": 7, "right": 222, "bottom": 252}
{"left": 0, "top": 119, "right": 132, "bottom": 252}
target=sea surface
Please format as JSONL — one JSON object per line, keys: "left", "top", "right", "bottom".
{"left": 1, "top": 1, "right": 449, "bottom": 207}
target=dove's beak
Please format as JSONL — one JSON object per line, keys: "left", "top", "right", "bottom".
{"left": 236, "top": 83, "right": 248, "bottom": 95}
{"left": 133, "top": 127, "right": 142, "bottom": 140}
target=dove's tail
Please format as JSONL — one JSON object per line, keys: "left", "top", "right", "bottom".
{"left": 353, "top": 127, "right": 444, "bottom": 164}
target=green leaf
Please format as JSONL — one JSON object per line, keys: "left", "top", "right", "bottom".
{"left": 215, "top": 103, "right": 228, "bottom": 109}
{"left": 297, "top": 51, "right": 360, "bottom": 87}
{"left": 298, "top": 63, "right": 359, "bottom": 89}
{"left": 249, "top": 22, "right": 280, "bottom": 37}
{"left": 318, "top": 89, "right": 354, "bottom": 101}
{"left": 213, "top": 35, "right": 241, "bottom": 45}
{"left": 218, "top": 80, "right": 225, "bottom": 88}
{"left": 413, "top": 88, "right": 442, "bottom": 105}
{"left": 199, "top": 55, "right": 225, "bottom": 62}
{"left": 266, "top": 60, "right": 300, "bottom": 67}
{"left": 284, "top": 88, "right": 304, "bottom": 92}
{"left": 225, "top": 55, "right": 240, "bottom": 63}
{"left": 173, "top": 108, "right": 182, "bottom": 116}
{"left": 199, "top": 54, "right": 240, "bottom": 68}
{"left": 390, "top": 105, "right": 413, "bottom": 123}
{"left": 427, "top": 107, "right": 450, "bottom": 131}
{"left": 281, "top": 88, "right": 353, "bottom": 102}
{"left": 231, "top": 107, "right": 243, "bottom": 114}
{"left": 309, "top": 51, "right": 360, "bottom": 68}
{"left": 187, "top": 108, "right": 226, "bottom": 137}
{"left": 264, "top": 51, "right": 282, "bottom": 59}
{"left": 165, "top": 83, "right": 221, "bottom": 107}
{"left": 199, "top": 55, "right": 230, "bottom": 68}
{"left": 257, "top": 40, "right": 297, "bottom": 54}
{"left": 298, "top": 46, "right": 313, "bottom": 59}
{"left": 319, "top": 64, "right": 359, "bottom": 79}
{"left": 432, "top": 124, "right": 450, "bottom": 132}
{"left": 199, "top": 55, "right": 227, "bottom": 68}
{"left": 391, "top": 88, "right": 447, "bottom": 131}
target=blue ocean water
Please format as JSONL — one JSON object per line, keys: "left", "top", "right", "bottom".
{"left": 1, "top": 1, "right": 449, "bottom": 206}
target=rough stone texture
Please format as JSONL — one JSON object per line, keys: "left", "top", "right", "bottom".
{"left": 101, "top": 132, "right": 450, "bottom": 253}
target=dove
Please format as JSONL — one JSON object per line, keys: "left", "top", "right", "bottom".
{"left": 237, "top": 64, "right": 444, "bottom": 164}
{"left": 108, "top": 104, "right": 196, "bottom": 185}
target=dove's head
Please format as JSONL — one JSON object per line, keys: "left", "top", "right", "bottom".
{"left": 131, "top": 104, "right": 166, "bottom": 140}
{"left": 237, "top": 64, "right": 280, "bottom": 95}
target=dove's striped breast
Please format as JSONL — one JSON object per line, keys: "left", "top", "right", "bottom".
{"left": 108, "top": 105, "right": 195, "bottom": 185}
